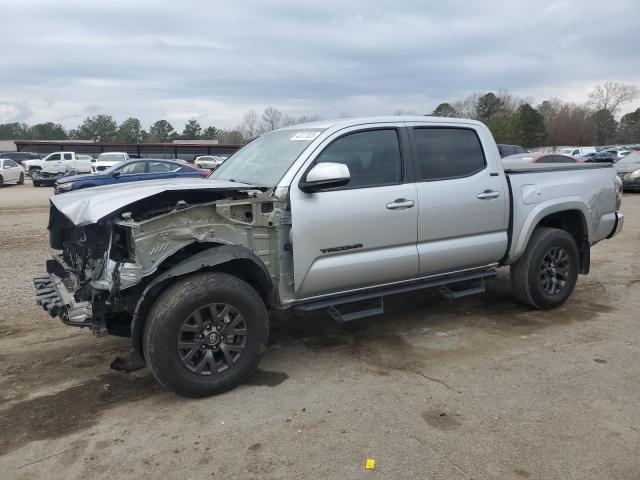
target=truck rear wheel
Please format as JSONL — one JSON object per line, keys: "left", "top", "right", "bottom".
{"left": 510, "top": 227, "right": 579, "bottom": 310}
{"left": 144, "top": 271, "right": 269, "bottom": 397}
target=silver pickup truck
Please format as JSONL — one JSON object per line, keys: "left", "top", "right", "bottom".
{"left": 35, "top": 116, "right": 624, "bottom": 397}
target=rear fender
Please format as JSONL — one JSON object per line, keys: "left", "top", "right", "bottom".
{"left": 510, "top": 199, "right": 591, "bottom": 263}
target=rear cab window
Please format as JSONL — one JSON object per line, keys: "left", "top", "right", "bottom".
{"left": 412, "top": 127, "right": 486, "bottom": 181}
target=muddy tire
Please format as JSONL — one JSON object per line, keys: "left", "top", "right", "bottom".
{"left": 510, "top": 227, "right": 579, "bottom": 310}
{"left": 144, "top": 271, "right": 269, "bottom": 397}
{"left": 17, "top": 173, "right": 24, "bottom": 185}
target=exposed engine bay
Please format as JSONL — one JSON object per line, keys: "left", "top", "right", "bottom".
{"left": 37, "top": 184, "right": 293, "bottom": 337}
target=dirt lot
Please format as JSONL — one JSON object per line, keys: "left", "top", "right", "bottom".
{"left": 0, "top": 181, "right": 639, "bottom": 479}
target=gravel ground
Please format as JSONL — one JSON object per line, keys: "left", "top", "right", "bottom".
{"left": 0, "top": 182, "right": 639, "bottom": 479}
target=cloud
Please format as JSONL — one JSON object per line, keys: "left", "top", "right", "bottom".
{"left": 0, "top": 0, "right": 639, "bottom": 129}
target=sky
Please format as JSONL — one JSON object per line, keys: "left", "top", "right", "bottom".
{"left": 0, "top": 0, "right": 639, "bottom": 130}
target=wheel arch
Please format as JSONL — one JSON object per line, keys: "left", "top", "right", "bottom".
{"left": 130, "top": 244, "right": 273, "bottom": 357}
{"left": 513, "top": 202, "right": 591, "bottom": 274}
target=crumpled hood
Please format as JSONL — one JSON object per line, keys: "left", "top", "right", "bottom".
{"left": 50, "top": 177, "right": 258, "bottom": 226}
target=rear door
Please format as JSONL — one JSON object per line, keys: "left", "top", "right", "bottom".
{"left": 409, "top": 124, "right": 509, "bottom": 276}
{"left": 147, "top": 161, "right": 175, "bottom": 179}
{"left": 2, "top": 160, "right": 14, "bottom": 182}
{"left": 289, "top": 125, "right": 419, "bottom": 298}
{"left": 5, "top": 159, "right": 21, "bottom": 182}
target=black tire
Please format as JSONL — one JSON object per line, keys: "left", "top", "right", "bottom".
{"left": 0, "top": 175, "right": 3, "bottom": 187}
{"left": 33, "top": 180, "right": 41, "bottom": 187}
{"left": 17, "top": 173, "right": 24, "bottom": 185}
{"left": 144, "top": 271, "right": 269, "bottom": 397}
{"left": 511, "top": 227, "right": 579, "bottom": 310}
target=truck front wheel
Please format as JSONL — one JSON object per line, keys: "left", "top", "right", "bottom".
{"left": 510, "top": 227, "right": 579, "bottom": 310}
{"left": 144, "top": 271, "right": 269, "bottom": 397}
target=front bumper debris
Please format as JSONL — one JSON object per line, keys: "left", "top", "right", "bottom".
{"left": 33, "top": 275, "right": 94, "bottom": 329}
{"left": 34, "top": 276, "right": 65, "bottom": 317}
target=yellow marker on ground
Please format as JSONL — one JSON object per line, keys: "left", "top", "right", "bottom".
{"left": 365, "top": 458, "right": 376, "bottom": 470}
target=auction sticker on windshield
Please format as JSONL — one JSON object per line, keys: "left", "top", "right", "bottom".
{"left": 290, "top": 132, "right": 321, "bottom": 141}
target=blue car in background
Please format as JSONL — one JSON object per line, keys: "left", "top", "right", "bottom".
{"left": 54, "top": 159, "right": 209, "bottom": 194}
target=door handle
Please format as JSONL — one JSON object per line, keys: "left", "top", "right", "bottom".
{"left": 386, "top": 199, "right": 415, "bottom": 210}
{"left": 477, "top": 190, "right": 501, "bottom": 200}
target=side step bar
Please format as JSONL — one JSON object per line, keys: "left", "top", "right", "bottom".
{"left": 294, "top": 270, "right": 496, "bottom": 323}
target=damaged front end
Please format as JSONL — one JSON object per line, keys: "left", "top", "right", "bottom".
{"left": 35, "top": 205, "right": 139, "bottom": 336}
{"left": 34, "top": 179, "right": 292, "bottom": 338}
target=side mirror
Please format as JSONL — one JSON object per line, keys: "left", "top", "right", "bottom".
{"left": 299, "top": 163, "right": 350, "bottom": 193}
{"left": 111, "top": 171, "right": 121, "bottom": 178}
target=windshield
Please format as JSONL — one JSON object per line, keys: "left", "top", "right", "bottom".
{"left": 211, "top": 128, "right": 325, "bottom": 186}
{"left": 98, "top": 153, "right": 125, "bottom": 162}
{"left": 615, "top": 153, "right": 640, "bottom": 165}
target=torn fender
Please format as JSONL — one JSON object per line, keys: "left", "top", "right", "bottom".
{"left": 130, "top": 244, "right": 273, "bottom": 356}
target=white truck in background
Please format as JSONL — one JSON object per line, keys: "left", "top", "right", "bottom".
{"left": 22, "top": 152, "right": 93, "bottom": 176}
{"left": 23, "top": 152, "right": 93, "bottom": 187}
{"left": 560, "top": 147, "right": 597, "bottom": 157}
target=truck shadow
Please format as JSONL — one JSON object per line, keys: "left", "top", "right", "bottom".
{"left": 269, "top": 272, "right": 613, "bottom": 349}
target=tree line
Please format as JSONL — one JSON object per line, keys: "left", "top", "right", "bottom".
{"left": 431, "top": 82, "right": 639, "bottom": 147}
{"left": 1, "top": 82, "right": 638, "bottom": 147}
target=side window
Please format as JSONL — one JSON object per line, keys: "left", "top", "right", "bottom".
{"left": 413, "top": 128, "right": 486, "bottom": 181}
{"left": 314, "top": 129, "right": 402, "bottom": 188}
{"left": 117, "top": 162, "right": 146, "bottom": 175}
{"left": 47, "top": 153, "right": 61, "bottom": 161}
{"left": 555, "top": 155, "right": 575, "bottom": 163}
{"left": 148, "top": 161, "right": 171, "bottom": 173}
{"left": 5, "top": 159, "right": 18, "bottom": 167}
{"left": 63, "top": 153, "right": 73, "bottom": 161}
{"left": 537, "top": 155, "right": 555, "bottom": 164}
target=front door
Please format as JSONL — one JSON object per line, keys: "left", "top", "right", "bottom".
{"left": 409, "top": 125, "right": 509, "bottom": 276}
{"left": 114, "top": 161, "right": 148, "bottom": 183}
{"left": 290, "top": 126, "right": 419, "bottom": 298}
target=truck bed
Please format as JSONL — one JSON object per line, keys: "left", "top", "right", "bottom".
{"left": 502, "top": 162, "right": 619, "bottom": 264}
{"left": 503, "top": 162, "right": 613, "bottom": 174}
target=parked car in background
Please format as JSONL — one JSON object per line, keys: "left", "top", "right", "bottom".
{"left": 0, "top": 159, "right": 25, "bottom": 186}
{"left": 502, "top": 152, "right": 583, "bottom": 164}
{"left": 604, "top": 149, "right": 631, "bottom": 159}
{"left": 0, "top": 151, "right": 40, "bottom": 166}
{"left": 613, "top": 153, "right": 640, "bottom": 192}
{"left": 54, "top": 158, "right": 209, "bottom": 193}
{"left": 194, "top": 155, "right": 227, "bottom": 170}
{"left": 497, "top": 144, "right": 528, "bottom": 157}
{"left": 560, "top": 146, "right": 597, "bottom": 156}
{"left": 23, "top": 151, "right": 93, "bottom": 177}
{"left": 584, "top": 152, "right": 616, "bottom": 163}
{"left": 92, "top": 152, "right": 130, "bottom": 173}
